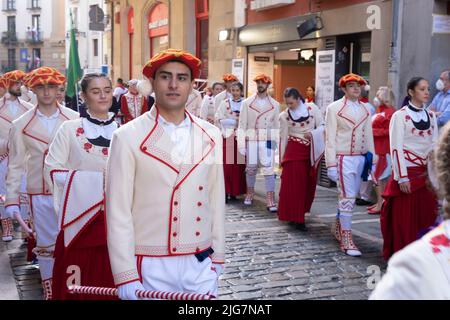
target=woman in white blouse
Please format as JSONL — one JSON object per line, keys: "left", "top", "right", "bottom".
{"left": 380, "top": 77, "right": 438, "bottom": 261}
{"left": 278, "top": 88, "right": 325, "bottom": 231}
{"left": 44, "top": 73, "right": 119, "bottom": 300}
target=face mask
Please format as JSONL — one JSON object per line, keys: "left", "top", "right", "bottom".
{"left": 373, "top": 97, "right": 381, "bottom": 108}
{"left": 436, "top": 79, "right": 445, "bottom": 92}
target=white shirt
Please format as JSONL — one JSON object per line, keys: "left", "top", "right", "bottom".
{"left": 113, "top": 86, "right": 128, "bottom": 100}
{"left": 347, "top": 99, "right": 362, "bottom": 118}
{"left": 290, "top": 102, "right": 308, "bottom": 120}
{"left": 159, "top": 114, "right": 192, "bottom": 163}
{"left": 36, "top": 108, "right": 60, "bottom": 135}
{"left": 407, "top": 102, "right": 429, "bottom": 122}
{"left": 83, "top": 112, "right": 118, "bottom": 140}
{"left": 254, "top": 94, "right": 270, "bottom": 109}
{"left": 6, "top": 99, "right": 20, "bottom": 118}
{"left": 230, "top": 99, "right": 243, "bottom": 113}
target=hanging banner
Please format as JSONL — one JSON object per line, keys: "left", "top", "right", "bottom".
{"left": 315, "top": 50, "right": 335, "bottom": 115}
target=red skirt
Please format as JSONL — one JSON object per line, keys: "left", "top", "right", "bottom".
{"left": 223, "top": 137, "right": 246, "bottom": 196}
{"left": 52, "top": 211, "right": 117, "bottom": 300}
{"left": 381, "top": 166, "right": 437, "bottom": 260}
{"left": 278, "top": 140, "right": 317, "bottom": 223}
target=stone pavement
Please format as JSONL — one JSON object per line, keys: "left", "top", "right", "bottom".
{"left": 217, "top": 176, "right": 386, "bottom": 300}
{"left": 1, "top": 176, "right": 386, "bottom": 300}
{"left": 0, "top": 224, "right": 43, "bottom": 300}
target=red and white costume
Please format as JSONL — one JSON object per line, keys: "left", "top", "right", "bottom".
{"left": 45, "top": 114, "right": 118, "bottom": 300}
{"left": 371, "top": 220, "right": 450, "bottom": 299}
{"left": 0, "top": 95, "right": 33, "bottom": 241}
{"left": 0, "top": 70, "right": 34, "bottom": 242}
{"left": 120, "top": 92, "right": 149, "bottom": 124}
{"left": 185, "top": 89, "right": 203, "bottom": 118}
{"left": 107, "top": 49, "right": 225, "bottom": 300}
{"left": 200, "top": 94, "right": 217, "bottom": 125}
{"left": 278, "top": 102, "right": 324, "bottom": 224}
{"left": 216, "top": 98, "right": 246, "bottom": 197}
{"left": 237, "top": 90, "right": 280, "bottom": 211}
{"left": 381, "top": 103, "right": 438, "bottom": 260}
{"left": 5, "top": 66, "right": 79, "bottom": 299}
{"left": 325, "top": 74, "right": 376, "bottom": 257}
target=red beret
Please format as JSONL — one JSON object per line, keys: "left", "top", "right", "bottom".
{"left": 253, "top": 74, "right": 272, "bottom": 84}
{"left": 0, "top": 76, "right": 6, "bottom": 89}
{"left": 339, "top": 73, "right": 367, "bottom": 88}
{"left": 24, "top": 67, "right": 66, "bottom": 88}
{"left": 2, "top": 70, "right": 27, "bottom": 87}
{"left": 143, "top": 49, "right": 201, "bottom": 80}
{"left": 222, "top": 74, "right": 238, "bottom": 82}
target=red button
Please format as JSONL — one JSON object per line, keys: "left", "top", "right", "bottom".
{"left": 173, "top": 217, "right": 178, "bottom": 222}
{"left": 199, "top": 186, "right": 204, "bottom": 191}
{"left": 174, "top": 201, "right": 178, "bottom": 206}
{"left": 173, "top": 232, "right": 177, "bottom": 237}
{"left": 142, "top": 147, "right": 148, "bottom": 151}
{"left": 196, "top": 232, "right": 200, "bottom": 236}
{"left": 173, "top": 248, "right": 177, "bottom": 252}
{"left": 197, "top": 217, "right": 201, "bottom": 222}
{"left": 196, "top": 247, "right": 200, "bottom": 252}
{"left": 197, "top": 202, "right": 202, "bottom": 207}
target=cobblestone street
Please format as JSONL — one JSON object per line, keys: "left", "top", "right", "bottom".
{"left": 1, "top": 178, "right": 387, "bottom": 300}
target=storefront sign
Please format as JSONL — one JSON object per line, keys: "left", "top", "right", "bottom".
{"left": 315, "top": 50, "right": 336, "bottom": 114}
{"left": 247, "top": 53, "right": 274, "bottom": 96}
{"left": 432, "top": 14, "right": 450, "bottom": 34}
{"left": 232, "top": 59, "right": 245, "bottom": 84}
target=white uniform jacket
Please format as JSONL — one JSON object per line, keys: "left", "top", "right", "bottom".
{"left": 370, "top": 220, "right": 450, "bottom": 300}
{"left": 325, "top": 97, "right": 376, "bottom": 168}
{"left": 237, "top": 94, "right": 280, "bottom": 151}
{"left": 0, "top": 97, "right": 33, "bottom": 156}
{"left": 5, "top": 105, "right": 79, "bottom": 207}
{"left": 105, "top": 106, "right": 226, "bottom": 286}
{"left": 185, "top": 89, "right": 203, "bottom": 118}
{"left": 389, "top": 106, "right": 438, "bottom": 182}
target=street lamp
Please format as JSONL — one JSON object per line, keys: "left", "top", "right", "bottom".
{"left": 218, "top": 29, "right": 234, "bottom": 41}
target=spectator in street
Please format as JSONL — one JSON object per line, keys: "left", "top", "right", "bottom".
{"left": 367, "top": 87, "right": 396, "bottom": 215}
{"left": 112, "top": 78, "right": 128, "bottom": 102}
{"left": 370, "top": 121, "right": 450, "bottom": 300}
{"left": 429, "top": 70, "right": 450, "bottom": 128}
{"left": 200, "top": 82, "right": 224, "bottom": 124}
{"left": 305, "top": 86, "right": 315, "bottom": 103}
{"left": 381, "top": 77, "right": 438, "bottom": 261}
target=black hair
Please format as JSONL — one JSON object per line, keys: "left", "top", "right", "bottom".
{"left": 117, "top": 78, "right": 124, "bottom": 84}
{"left": 406, "top": 77, "right": 427, "bottom": 97}
{"left": 81, "top": 73, "right": 112, "bottom": 93}
{"left": 230, "top": 82, "right": 244, "bottom": 92}
{"left": 212, "top": 82, "right": 224, "bottom": 90}
{"left": 284, "top": 87, "right": 305, "bottom": 103}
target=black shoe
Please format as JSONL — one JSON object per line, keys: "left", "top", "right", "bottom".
{"left": 230, "top": 196, "right": 237, "bottom": 201}
{"left": 355, "top": 198, "right": 374, "bottom": 206}
{"left": 296, "top": 223, "right": 308, "bottom": 232}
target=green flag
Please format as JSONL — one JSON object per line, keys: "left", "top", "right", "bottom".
{"left": 66, "top": 10, "right": 83, "bottom": 99}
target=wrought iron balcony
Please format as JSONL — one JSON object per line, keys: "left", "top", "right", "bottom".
{"left": 1, "top": 31, "right": 18, "bottom": 45}
{"left": 26, "top": 30, "right": 43, "bottom": 44}
{"left": 1, "top": 61, "right": 17, "bottom": 73}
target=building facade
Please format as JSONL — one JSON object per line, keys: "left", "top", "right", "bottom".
{"left": 0, "top": 0, "right": 66, "bottom": 74}
{"left": 65, "top": 0, "right": 111, "bottom": 75}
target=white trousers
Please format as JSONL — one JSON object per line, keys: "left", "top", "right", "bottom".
{"left": 138, "top": 255, "right": 219, "bottom": 298}
{"left": 30, "top": 195, "right": 58, "bottom": 280}
{"left": 337, "top": 155, "right": 365, "bottom": 214}
{"left": 246, "top": 141, "right": 275, "bottom": 176}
